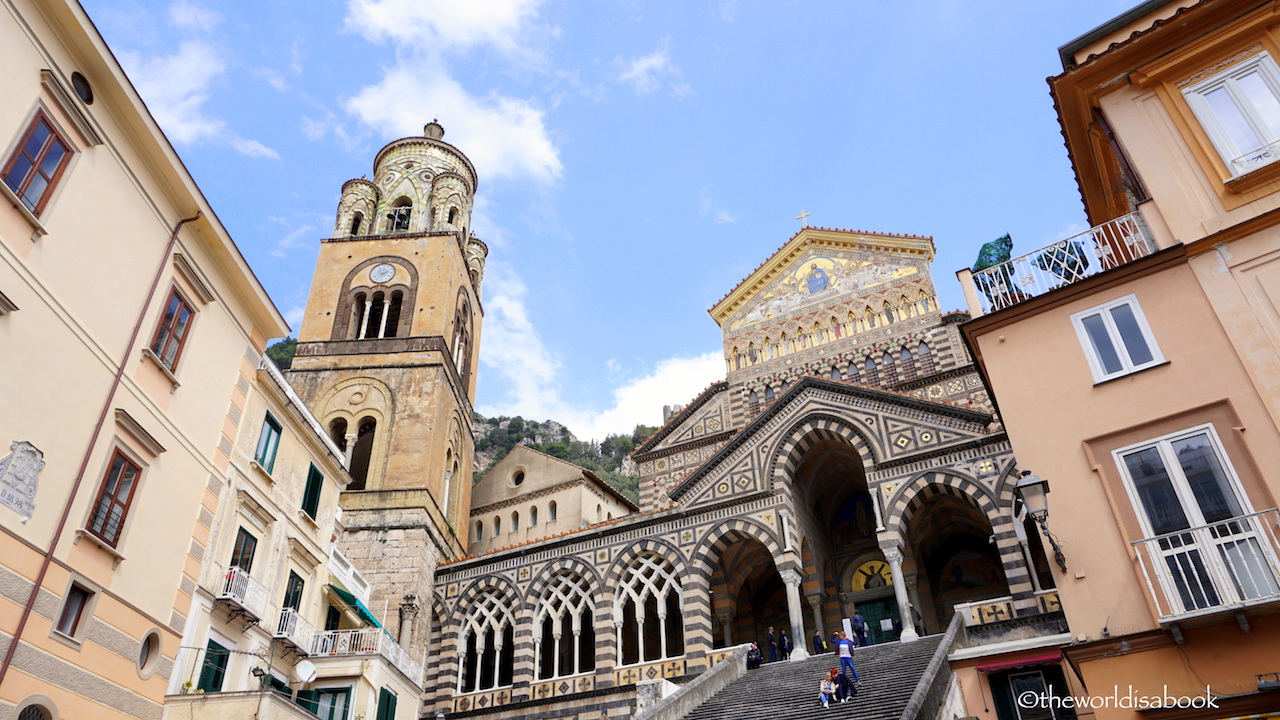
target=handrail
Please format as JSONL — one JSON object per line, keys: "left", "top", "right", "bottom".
{"left": 632, "top": 645, "right": 750, "bottom": 720}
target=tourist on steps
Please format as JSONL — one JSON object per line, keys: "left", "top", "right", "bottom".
{"left": 746, "top": 642, "right": 763, "bottom": 669}
{"left": 779, "top": 628, "right": 792, "bottom": 660}
{"left": 836, "top": 630, "right": 861, "bottom": 683}
{"left": 767, "top": 626, "right": 777, "bottom": 662}
{"left": 819, "top": 671, "right": 838, "bottom": 708}
{"left": 812, "top": 629, "right": 826, "bottom": 654}
{"left": 833, "top": 667, "right": 856, "bottom": 702}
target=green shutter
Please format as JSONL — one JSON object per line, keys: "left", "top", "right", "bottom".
{"left": 196, "top": 639, "right": 229, "bottom": 692}
{"left": 376, "top": 687, "right": 397, "bottom": 720}
{"left": 302, "top": 464, "right": 323, "bottom": 519}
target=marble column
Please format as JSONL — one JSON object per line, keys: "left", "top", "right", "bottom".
{"left": 806, "top": 594, "right": 825, "bottom": 647}
{"left": 780, "top": 570, "right": 810, "bottom": 660}
{"left": 398, "top": 593, "right": 420, "bottom": 648}
{"left": 883, "top": 548, "right": 919, "bottom": 642}
{"left": 717, "top": 610, "right": 735, "bottom": 647}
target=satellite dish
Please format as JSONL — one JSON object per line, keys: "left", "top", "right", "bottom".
{"left": 293, "top": 660, "right": 317, "bottom": 684}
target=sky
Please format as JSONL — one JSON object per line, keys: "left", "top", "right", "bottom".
{"left": 81, "top": 0, "right": 1135, "bottom": 441}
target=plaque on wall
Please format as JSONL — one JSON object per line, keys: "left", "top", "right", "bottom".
{"left": 0, "top": 440, "right": 43, "bottom": 521}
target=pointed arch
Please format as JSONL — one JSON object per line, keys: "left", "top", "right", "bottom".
{"left": 688, "top": 518, "right": 785, "bottom": 584}
{"left": 767, "top": 413, "right": 879, "bottom": 492}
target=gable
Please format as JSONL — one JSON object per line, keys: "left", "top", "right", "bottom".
{"left": 726, "top": 247, "right": 928, "bottom": 333}
{"left": 650, "top": 388, "right": 730, "bottom": 452}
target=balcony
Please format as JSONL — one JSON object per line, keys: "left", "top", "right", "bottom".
{"left": 962, "top": 212, "right": 1158, "bottom": 315}
{"left": 274, "top": 608, "right": 315, "bottom": 655}
{"left": 328, "top": 546, "right": 372, "bottom": 606}
{"left": 311, "top": 628, "right": 424, "bottom": 685}
{"left": 216, "top": 566, "right": 268, "bottom": 624}
{"left": 1133, "top": 508, "right": 1280, "bottom": 623}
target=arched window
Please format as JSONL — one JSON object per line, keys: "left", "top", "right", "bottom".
{"left": 511, "top": 510, "right": 520, "bottom": 531}
{"left": 443, "top": 455, "right": 457, "bottom": 516}
{"left": 918, "top": 342, "right": 935, "bottom": 375}
{"left": 864, "top": 357, "right": 879, "bottom": 387}
{"left": 830, "top": 366, "right": 841, "bottom": 380}
{"left": 329, "top": 417, "right": 348, "bottom": 454}
{"left": 596, "top": 504, "right": 602, "bottom": 523}
{"left": 354, "top": 290, "right": 399, "bottom": 340}
{"left": 749, "top": 390, "right": 759, "bottom": 405}
{"left": 493, "top": 516, "right": 501, "bottom": 537}
{"left": 881, "top": 352, "right": 896, "bottom": 384}
{"left": 349, "top": 211, "right": 364, "bottom": 236}
{"left": 536, "top": 572, "right": 595, "bottom": 680}
{"left": 348, "top": 417, "right": 376, "bottom": 490}
{"left": 616, "top": 553, "right": 683, "bottom": 665}
{"left": 764, "top": 386, "right": 776, "bottom": 401}
{"left": 453, "top": 300, "right": 473, "bottom": 383}
{"left": 899, "top": 346, "right": 917, "bottom": 381}
{"left": 530, "top": 506, "right": 538, "bottom": 526}
{"left": 384, "top": 291, "right": 403, "bottom": 338}
{"left": 448, "top": 207, "right": 459, "bottom": 225}
{"left": 549, "top": 501, "right": 558, "bottom": 522}
{"left": 387, "top": 197, "right": 412, "bottom": 232}
{"left": 475, "top": 520, "right": 483, "bottom": 541}
{"left": 458, "top": 588, "right": 515, "bottom": 692}
{"left": 350, "top": 292, "right": 367, "bottom": 339}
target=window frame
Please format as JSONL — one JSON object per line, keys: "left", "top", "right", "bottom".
{"left": 301, "top": 463, "right": 323, "bottom": 520}
{"left": 230, "top": 527, "right": 258, "bottom": 573}
{"left": 196, "top": 638, "right": 230, "bottom": 693}
{"left": 148, "top": 287, "right": 196, "bottom": 373}
{"left": 282, "top": 570, "right": 306, "bottom": 611}
{"left": 85, "top": 448, "right": 143, "bottom": 548}
{"left": 1069, "top": 294, "right": 1165, "bottom": 383}
{"left": 1183, "top": 51, "right": 1280, "bottom": 177}
{"left": 53, "top": 583, "right": 94, "bottom": 641}
{"left": 254, "top": 413, "right": 283, "bottom": 473}
{"left": 1, "top": 107, "right": 74, "bottom": 217}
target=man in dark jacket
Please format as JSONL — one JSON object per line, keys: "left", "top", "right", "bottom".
{"left": 766, "top": 626, "right": 777, "bottom": 662}
{"left": 812, "top": 629, "right": 825, "bottom": 654}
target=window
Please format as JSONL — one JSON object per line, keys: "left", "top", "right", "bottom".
{"left": 536, "top": 571, "right": 595, "bottom": 679}
{"left": 301, "top": 464, "right": 323, "bottom": 519}
{"left": 386, "top": 198, "right": 412, "bottom": 232}
{"left": 230, "top": 527, "right": 257, "bottom": 572}
{"left": 617, "top": 552, "right": 683, "bottom": 664}
{"left": 86, "top": 449, "right": 141, "bottom": 546}
{"left": 298, "top": 687, "right": 351, "bottom": 720}
{"left": 376, "top": 688, "right": 398, "bottom": 720}
{"left": 1184, "top": 52, "right": 1280, "bottom": 176}
{"left": 1070, "top": 295, "right": 1163, "bottom": 382}
{"left": 458, "top": 589, "right": 515, "bottom": 692}
{"left": 325, "top": 605, "right": 341, "bottom": 631}
{"left": 254, "top": 413, "right": 282, "bottom": 473}
{"left": 493, "top": 516, "right": 501, "bottom": 537}
{"left": 2, "top": 110, "right": 72, "bottom": 216}
{"left": 138, "top": 630, "right": 161, "bottom": 677}
{"left": 282, "top": 571, "right": 305, "bottom": 611}
{"left": 549, "top": 501, "right": 557, "bottom": 522}
{"left": 475, "top": 520, "right": 484, "bottom": 539}
{"left": 1116, "top": 425, "right": 1280, "bottom": 614}
{"left": 55, "top": 584, "right": 92, "bottom": 637}
{"left": 511, "top": 511, "right": 519, "bottom": 531}
{"left": 148, "top": 288, "right": 194, "bottom": 372}
{"left": 530, "top": 506, "right": 538, "bottom": 527}
{"left": 18, "top": 704, "right": 53, "bottom": 720}
{"left": 349, "top": 212, "right": 364, "bottom": 236}
{"left": 348, "top": 417, "right": 375, "bottom": 490}
{"left": 196, "top": 639, "right": 229, "bottom": 693}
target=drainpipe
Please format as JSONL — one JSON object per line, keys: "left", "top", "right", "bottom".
{"left": 0, "top": 212, "right": 202, "bottom": 688}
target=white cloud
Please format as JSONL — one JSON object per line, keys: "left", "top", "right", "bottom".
{"left": 169, "top": 0, "right": 220, "bottom": 29}
{"left": 345, "top": 0, "right": 544, "bottom": 59}
{"left": 283, "top": 305, "right": 306, "bottom": 329}
{"left": 269, "top": 220, "right": 318, "bottom": 258}
{"left": 618, "top": 38, "right": 692, "bottom": 98}
{"left": 476, "top": 260, "right": 724, "bottom": 440}
{"left": 699, "top": 187, "right": 739, "bottom": 225}
{"left": 121, "top": 40, "right": 280, "bottom": 159}
{"left": 341, "top": 0, "right": 561, "bottom": 185}
{"left": 344, "top": 66, "right": 561, "bottom": 184}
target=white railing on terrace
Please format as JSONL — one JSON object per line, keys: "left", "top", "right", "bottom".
{"left": 1133, "top": 508, "right": 1280, "bottom": 622}
{"left": 217, "top": 566, "right": 268, "bottom": 621}
{"left": 327, "top": 545, "right": 372, "bottom": 606}
{"left": 311, "top": 628, "right": 424, "bottom": 685}
{"left": 968, "top": 212, "right": 1157, "bottom": 314}
{"left": 274, "top": 608, "right": 315, "bottom": 654}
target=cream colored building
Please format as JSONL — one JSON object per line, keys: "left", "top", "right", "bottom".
{"left": 468, "top": 445, "right": 637, "bottom": 556}
{"left": 164, "top": 359, "right": 421, "bottom": 720}
{"left": 0, "top": 1, "right": 288, "bottom": 719}
{"left": 957, "top": 1, "right": 1280, "bottom": 717}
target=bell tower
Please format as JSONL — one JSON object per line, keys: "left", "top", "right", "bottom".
{"left": 289, "top": 121, "right": 486, "bottom": 656}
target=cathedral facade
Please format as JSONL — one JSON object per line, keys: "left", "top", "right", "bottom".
{"left": 289, "top": 125, "right": 1057, "bottom": 719}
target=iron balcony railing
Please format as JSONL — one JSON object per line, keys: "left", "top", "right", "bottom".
{"left": 217, "top": 566, "right": 268, "bottom": 622}
{"left": 1231, "top": 140, "right": 1280, "bottom": 175}
{"left": 274, "top": 608, "right": 315, "bottom": 655}
{"left": 310, "top": 628, "right": 424, "bottom": 685}
{"left": 1133, "top": 508, "right": 1280, "bottom": 622}
{"left": 969, "top": 212, "right": 1157, "bottom": 314}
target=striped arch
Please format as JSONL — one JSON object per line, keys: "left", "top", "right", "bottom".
{"left": 602, "top": 537, "right": 688, "bottom": 590}
{"left": 424, "top": 592, "right": 454, "bottom": 710}
{"left": 523, "top": 555, "right": 603, "bottom": 606}
{"left": 688, "top": 517, "right": 784, "bottom": 584}
{"left": 883, "top": 470, "right": 1002, "bottom": 539}
{"left": 767, "top": 413, "right": 879, "bottom": 492}
{"left": 451, "top": 573, "right": 523, "bottom": 627}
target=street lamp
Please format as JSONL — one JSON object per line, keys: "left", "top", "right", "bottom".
{"left": 1015, "top": 470, "right": 1067, "bottom": 572}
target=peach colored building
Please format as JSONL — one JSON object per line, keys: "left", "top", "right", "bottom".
{"left": 0, "top": 1, "right": 287, "bottom": 719}
{"left": 958, "top": 1, "right": 1280, "bottom": 718}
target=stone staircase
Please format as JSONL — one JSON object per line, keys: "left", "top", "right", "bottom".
{"left": 682, "top": 635, "right": 946, "bottom": 720}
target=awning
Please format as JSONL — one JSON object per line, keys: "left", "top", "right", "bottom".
{"left": 976, "top": 653, "right": 1062, "bottom": 674}
{"left": 327, "top": 584, "right": 382, "bottom": 628}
